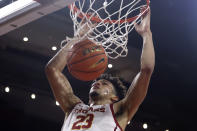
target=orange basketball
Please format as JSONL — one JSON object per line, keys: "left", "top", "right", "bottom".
{"left": 67, "top": 39, "right": 108, "bottom": 81}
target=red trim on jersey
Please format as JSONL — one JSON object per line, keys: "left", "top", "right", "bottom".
{"left": 70, "top": 102, "right": 83, "bottom": 111}
{"left": 114, "top": 126, "right": 117, "bottom": 131}
{"left": 110, "top": 104, "right": 123, "bottom": 131}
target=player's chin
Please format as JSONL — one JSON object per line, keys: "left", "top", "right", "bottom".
{"left": 90, "top": 87, "right": 99, "bottom": 93}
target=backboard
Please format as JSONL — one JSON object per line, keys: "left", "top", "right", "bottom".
{"left": 0, "top": 0, "right": 77, "bottom": 36}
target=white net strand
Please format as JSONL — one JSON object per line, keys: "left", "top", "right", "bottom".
{"left": 67, "top": 0, "right": 148, "bottom": 59}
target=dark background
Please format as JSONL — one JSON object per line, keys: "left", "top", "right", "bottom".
{"left": 0, "top": 0, "right": 197, "bottom": 131}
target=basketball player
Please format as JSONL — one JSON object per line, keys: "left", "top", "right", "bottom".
{"left": 45, "top": 8, "right": 155, "bottom": 131}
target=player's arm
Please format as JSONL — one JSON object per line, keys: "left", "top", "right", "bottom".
{"left": 45, "top": 19, "right": 96, "bottom": 114}
{"left": 117, "top": 8, "right": 155, "bottom": 121}
{"left": 45, "top": 40, "right": 82, "bottom": 114}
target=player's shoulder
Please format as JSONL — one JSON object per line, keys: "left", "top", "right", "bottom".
{"left": 112, "top": 100, "right": 128, "bottom": 116}
{"left": 73, "top": 101, "right": 85, "bottom": 108}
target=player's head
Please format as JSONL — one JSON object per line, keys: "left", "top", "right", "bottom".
{"left": 89, "top": 74, "right": 128, "bottom": 104}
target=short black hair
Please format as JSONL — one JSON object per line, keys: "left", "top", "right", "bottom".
{"left": 94, "top": 74, "right": 129, "bottom": 100}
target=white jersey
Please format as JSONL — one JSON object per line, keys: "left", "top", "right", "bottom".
{"left": 61, "top": 103, "right": 122, "bottom": 131}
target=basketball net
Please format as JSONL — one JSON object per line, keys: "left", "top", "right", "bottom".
{"left": 62, "top": 0, "right": 150, "bottom": 59}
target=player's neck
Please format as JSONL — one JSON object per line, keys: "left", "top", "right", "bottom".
{"left": 90, "top": 99, "right": 112, "bottom": 106}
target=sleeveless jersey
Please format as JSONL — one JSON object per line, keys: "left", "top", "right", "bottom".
{"left": 61, "top": 103, "right": 123, "bottom": 131}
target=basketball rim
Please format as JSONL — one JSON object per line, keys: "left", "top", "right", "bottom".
{"left": 68, "top": 0, "right": 150, "bottom": 24}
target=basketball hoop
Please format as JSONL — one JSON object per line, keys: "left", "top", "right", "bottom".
{"left": 63, "top": 0, "right": 150, "bottom": 59}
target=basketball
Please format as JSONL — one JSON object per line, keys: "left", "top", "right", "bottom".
{"left": 67, "top": 39, "right": 108, "bottom": 81}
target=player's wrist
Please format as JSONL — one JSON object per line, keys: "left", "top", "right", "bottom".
{"left": 142, "top": 30, "right": 152, "bottom": 39}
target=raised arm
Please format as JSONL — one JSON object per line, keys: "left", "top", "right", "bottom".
{"left": 45, "top": 40, "right": 82, "bottom": 114}
{"left": 45, "top": 18, "right": 97, "bottom": 114}
{"left": 118, "top": 8, "right": 155, "bottom": 122}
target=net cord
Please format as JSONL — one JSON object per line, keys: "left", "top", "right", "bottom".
{"left": 62, "top": 0, "right": 149, "bottom": 59}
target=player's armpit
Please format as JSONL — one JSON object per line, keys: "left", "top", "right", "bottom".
{"left": 45, "top": 66, "right": 82, "bottom": 114}
{"left": 119, "top": 69, "right": 153, "bottom": 121}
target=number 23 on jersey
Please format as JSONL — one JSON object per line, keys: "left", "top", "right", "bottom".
{"left": 72, "top": 114, "right": 94, "bottom": 130}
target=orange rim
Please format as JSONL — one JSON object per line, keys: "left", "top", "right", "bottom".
{"left": 68, "top": 0, "right": 150, "bottom": 24}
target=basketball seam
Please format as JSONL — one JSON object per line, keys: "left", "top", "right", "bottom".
{"left": 67, "top": 40, "right": 95, "bottom": 63}
{"left": 71, "top": 66, "right": 106, "bottom": 73}
{"left": 69, "top": 53, "right": 106, "bottom": 66}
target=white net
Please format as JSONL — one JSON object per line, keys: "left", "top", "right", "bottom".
{"left": 62, "top": 0, "right": 149, "bottom": 59}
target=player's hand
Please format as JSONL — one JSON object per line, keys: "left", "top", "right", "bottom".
{"left": 134, "top": 7, "right": 151, "bottom": 37}
{"left": 78, "top": 12, "right": 98, "bottom": 37}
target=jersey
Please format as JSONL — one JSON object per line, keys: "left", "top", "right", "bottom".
{"left": 61, "top": 103, "right": 123, "bottom": 131}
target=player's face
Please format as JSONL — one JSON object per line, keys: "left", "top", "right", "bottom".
{"left": 89, "top": 79, "right": 116, "bottom": 98}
